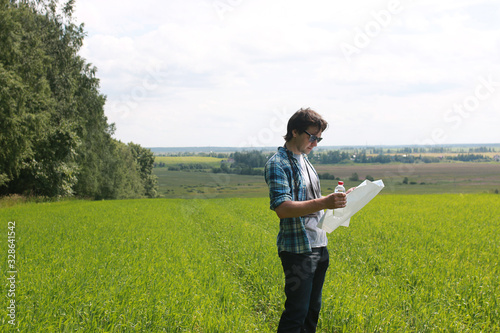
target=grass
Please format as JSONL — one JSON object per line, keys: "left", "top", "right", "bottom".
{"left": 321, "top": 193, "right": 500, "bottom": 331}
{"left": 0, "top": 198, "right": 281, "bottom": 332}
{"left": 1, "top": 194, "right": 499, "bottom": 331}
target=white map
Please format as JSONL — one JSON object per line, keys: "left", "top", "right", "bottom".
{"left": 318, "top": 179, "right": 385, "bottom": 233}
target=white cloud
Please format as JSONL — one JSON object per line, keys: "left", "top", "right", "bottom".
{"left": 74, "top": 0, "right": 500, "bottom": 147}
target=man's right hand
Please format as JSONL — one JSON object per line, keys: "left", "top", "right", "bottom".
{"left": 323, "top": 192, "right": 347, "bottom": 210}
{"left": 275, "top": 192, "right": 347, "bottom": 219}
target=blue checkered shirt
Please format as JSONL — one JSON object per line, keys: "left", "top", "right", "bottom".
{"left": 265, "top": 146, "right": 315, "bottom": 254}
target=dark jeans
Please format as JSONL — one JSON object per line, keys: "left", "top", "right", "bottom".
{"left": 277, "top": 247, "right": 329, "bottom": 333}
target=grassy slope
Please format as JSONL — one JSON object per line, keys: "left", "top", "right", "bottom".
{"left": 1, "top": 194, "right": 499, "bottom": 332}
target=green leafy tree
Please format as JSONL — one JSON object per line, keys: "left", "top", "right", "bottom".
{"left": 0, "top": 0, "right": 158, "bottom": 199}
{"left": 129, "top": 142, "right": 158, "bottom": 198}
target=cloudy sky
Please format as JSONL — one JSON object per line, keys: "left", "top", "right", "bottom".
{"left": 74, "top": 0, "right": 500, "bottom": 148}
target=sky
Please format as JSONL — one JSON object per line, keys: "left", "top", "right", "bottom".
{"left": 73, "top": 0, "right": 500, "bottom": 148}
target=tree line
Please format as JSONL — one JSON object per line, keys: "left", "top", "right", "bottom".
{"left": 312, "top": 151, "right": 495, "bottom": 164}
{"left": 211, "top": 151, "right": 268, "bottom": 175}
{"left": 0, "top": 1, "right": 157, "bottom": 199}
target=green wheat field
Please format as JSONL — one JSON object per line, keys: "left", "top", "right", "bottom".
{"left": 1, "top": 193, "right": 499, "bottom": 332}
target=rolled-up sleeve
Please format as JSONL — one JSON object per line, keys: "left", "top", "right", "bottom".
{"left": 265, "top": 157, "right": 292, "bottom": 211}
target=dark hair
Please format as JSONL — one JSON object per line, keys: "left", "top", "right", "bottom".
{"left": 284, "top": 108, "right": 328, "bottom": 142}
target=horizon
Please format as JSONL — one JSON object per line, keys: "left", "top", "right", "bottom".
{"left": 147, "top": 142, "right": 500, "bottom": 153}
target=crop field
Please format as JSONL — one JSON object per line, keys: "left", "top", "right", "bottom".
{"left": 1, "top": 194, "right": 499, "bottom": 332}
{"left": 153, "top": 169, "right": 267, "bottom": 198}
{"left": 154, "top": 156, "right": 224, "bottom": 168}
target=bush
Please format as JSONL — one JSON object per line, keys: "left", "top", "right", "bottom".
{"left": 319, "top": 173, "right": 336, "bottom": 180}
{"left": 349, "top": 172, "right": 359, "bottom": 181}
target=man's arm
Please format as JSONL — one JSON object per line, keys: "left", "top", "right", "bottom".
{"left": 274, "top": 192, "right": 347, "bottom": 219}
{"left": 265, "top": 152, "right": 351, "bottom": 219}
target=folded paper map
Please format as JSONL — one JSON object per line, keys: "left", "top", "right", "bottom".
{"left": 318, "top": 179, "right": 385, "bottom": 233}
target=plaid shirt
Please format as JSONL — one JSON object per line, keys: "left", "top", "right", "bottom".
{"left": 265, "top": 146, "right": 317, "bottom": 254}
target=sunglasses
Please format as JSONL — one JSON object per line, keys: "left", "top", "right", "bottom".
{"left": 304, "top": 130, "right": 323, "bottom": 143}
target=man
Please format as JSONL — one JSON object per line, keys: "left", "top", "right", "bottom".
{"left": 264, "top": 108, "right": 351, "bottom": 333}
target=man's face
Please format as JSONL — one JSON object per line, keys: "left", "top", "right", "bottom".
{"left": 295, "top": 126, "right": 322, "bottom": 155}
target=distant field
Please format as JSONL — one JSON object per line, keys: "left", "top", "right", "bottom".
{"left": 154, "top": 156, "right": 224, "bottom": 167}
{"left": 1, "top": 194, "right": 499, "bottom": 331}
{"left": 315, "top": 162, "right": 500, "bottom": 194}
{"left": 154, "top": 169, "right": 266, "bottom": 198}
{"left": 154, "top": 162, "right": 500, "bottom": 198}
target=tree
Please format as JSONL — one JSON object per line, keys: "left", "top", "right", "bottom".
{"left": 0, "top": 0, "right": 82, "bottom": 196}
{"left": 0, "top": 1, "right": 157, "bottom": 199}
{"left": 129, "top": 142, "right": 158, "bottom": 198}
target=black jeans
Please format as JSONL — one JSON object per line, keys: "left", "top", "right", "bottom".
{"left": 277, "top": 247, "right": 329, "bottom": 333}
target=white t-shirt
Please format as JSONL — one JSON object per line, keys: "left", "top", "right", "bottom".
{"left": 294, "top": 154, "right": 327, "bottom": 248}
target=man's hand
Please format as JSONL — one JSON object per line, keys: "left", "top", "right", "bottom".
{"left": 323, "top": 192, "right": 347, "bottom": 209}
{"left": 274, "top": 187, "right": 355, "bottom": 219}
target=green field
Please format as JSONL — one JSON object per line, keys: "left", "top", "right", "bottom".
{"left": 153, "top": 169, "right": 267, "bottom": 198}
{"left": 1, "top": 194, "right": 499, "bottom": 332}
{"left": 154, "top": 156, "right": 224, "bottom": 168}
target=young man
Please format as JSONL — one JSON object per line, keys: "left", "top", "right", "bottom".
{"left": 265, "top": 108, "right": 350, "bottom": 333}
